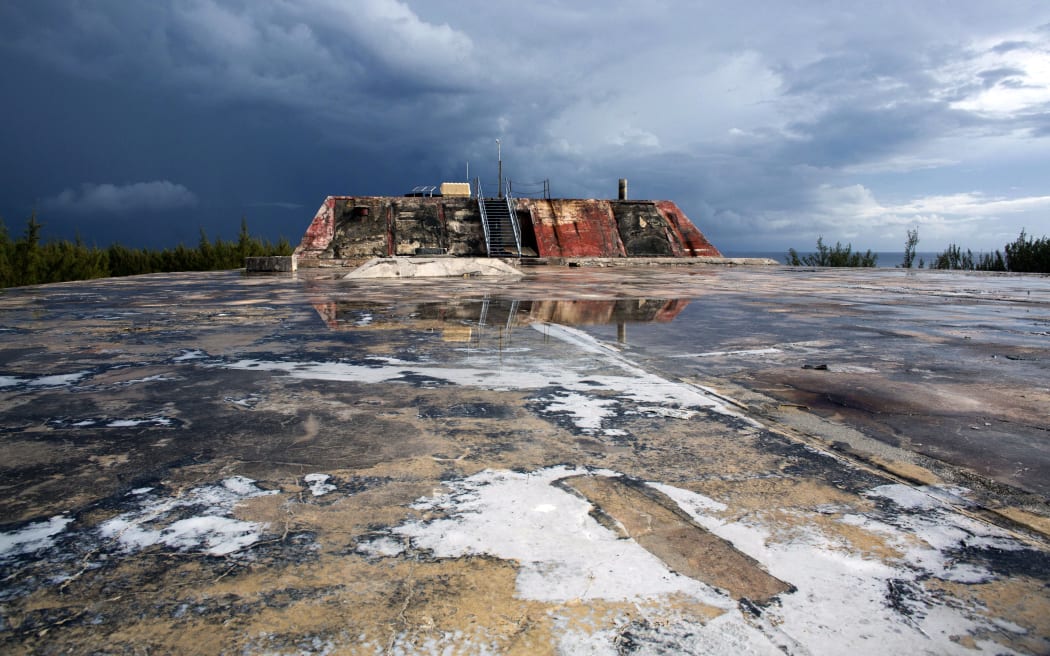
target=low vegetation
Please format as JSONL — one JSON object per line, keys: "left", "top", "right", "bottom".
{"left": 0, "top": 213, "right": 293, "bottom": 289}
{"left": 908, "top": 228, "right": 1048, "bottom": 272}
{"left": 786, "top": 237, "right": 878, "bottom": 267}
{"left": 789, "top": 228, "right": 1049, "bottom": 273}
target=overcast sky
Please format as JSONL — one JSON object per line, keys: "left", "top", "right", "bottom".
{"left": 2, "top": 1, "right": 1048, "bottom": 253}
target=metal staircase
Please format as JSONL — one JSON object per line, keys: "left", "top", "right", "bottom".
{"left": 475, "top": 180, "right": 522, "bottom": 257}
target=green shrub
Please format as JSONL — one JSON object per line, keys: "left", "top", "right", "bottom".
{"left": 900, "top": 228, "right": 919, "bottom": 268}
{"left": 1004, "top": 229, "right": 1050, "bottom": 273}
{"left": 787, "top": 236, "right": 878, "bottom": 267}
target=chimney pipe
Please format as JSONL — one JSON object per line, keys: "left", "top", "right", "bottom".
{"left": 618, "top": 178, "right": 628, "bottom": 200}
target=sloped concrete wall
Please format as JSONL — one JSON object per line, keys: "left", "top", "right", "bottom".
{"left": 514, "top": 199, "right": 721, "bottom": 258}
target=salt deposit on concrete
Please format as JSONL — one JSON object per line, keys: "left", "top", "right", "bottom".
{"left": 0, "top": 515, "right": 73, "bottom": 559}
{"left": 361, "top": 466, "right": 1036, "bottom": 654}
{"left": 98, "top": 476, "right": 277, "bottom": 557}
{"left": 358, "top": 466, "right": 734, "bottom": 608}
{"left": 1, "top": 266, "right": 1047, "bottom": 654}
{"left": 0, "top": 371, "right": 91, "bottom": 389}
{"left": 219, "top": 321, "right": 741, "bottom": 440}
{"left": 304, "top": 473, "right": 336, "bottom": 497}
{"left": 344, "top": 257, "right": 523, "bottom": 279}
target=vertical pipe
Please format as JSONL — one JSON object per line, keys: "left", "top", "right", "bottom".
{"left": 618, "top": 178, "right": 628, "bottom": 200}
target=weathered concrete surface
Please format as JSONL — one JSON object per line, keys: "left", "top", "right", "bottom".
{"left": 0, "top": 267, "right": 1048, "bottom": 655}
{"left": 294, "top": 196, "right": 722, "bottom": 262}
{"left": 344, "top": 257, "right": 523, "bottom": 279}
{"left": 297, "top": 196, "right": 486, "bottom": 260}
{"left": 525, "top": 199, "right": 626, "bottom": 257}
{"left": 245, "top": 255, "right": 297, "bottom": 272}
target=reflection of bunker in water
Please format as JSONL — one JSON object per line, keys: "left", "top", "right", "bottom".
{"left": 311, "top": 298, "right": 689, "bottom": 343}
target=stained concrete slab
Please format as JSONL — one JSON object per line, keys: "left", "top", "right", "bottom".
{"left": 0, "top": 266, "right": 1048, "bottom": 654}
{"left": 344, "top": 257, "right": 522, "bottom": 279}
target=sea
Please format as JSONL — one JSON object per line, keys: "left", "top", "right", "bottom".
{"left": 724, "top": 251, "right": 942, "bottom": 268}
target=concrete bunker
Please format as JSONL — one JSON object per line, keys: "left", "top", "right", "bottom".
{"left": 294, "top": 181, "right": 722, "bottom": 266}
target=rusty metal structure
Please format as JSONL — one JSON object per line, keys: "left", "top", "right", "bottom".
{"left": 294, "top": 185, "right": 721, "bottom": 266}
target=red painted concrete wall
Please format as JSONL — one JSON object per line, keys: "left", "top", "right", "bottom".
{"left": 517, "top": 199, "right": 626, "bottom": 258}
{"left": 515, "top": 199, "right": 721, "bottom": 258}
{"left": 297, "top": 196, "right": 339, "bottom": 258}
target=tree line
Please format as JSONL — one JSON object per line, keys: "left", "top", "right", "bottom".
{"left": 788, "top": 228, "right": 1050, "bottom": 273}
{"left": 0, "top": 213, "right": 293, "bottom": 289}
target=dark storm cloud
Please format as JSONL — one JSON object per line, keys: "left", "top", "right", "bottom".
{"left": 42, "top": 182, "right": 198, "bottom": 215}
{"left": 779, "top": 103, "right": 954, "bottom": 169}
{"left": 1, "top": 1, "right": 1049, "bottom": 252}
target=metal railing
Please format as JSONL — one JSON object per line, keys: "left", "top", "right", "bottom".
{"left": 473, "top": 177, "right": 525, "bottom": 257}
{"left": 507, "top": 179, "right": 550, "bottom": 200}
{"left": 505, "top": 187, "right": 522, "bottom": 257}
{"left": 474, "top": 178, "right": 492, "bottom": 255}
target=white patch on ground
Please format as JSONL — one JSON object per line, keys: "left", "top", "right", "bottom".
{"left": 538, "top": 323, "right": 751, "bottom": 421}
{"left": 173, "top": 349, "right": 208, "bottom": 361}
{"left": 554, "top": 608, "right": 786, "bottom": 656}
{"left": 345, "top": 257, "right": 522, "bottom": 279}
{"left": 537, "top": 392, "right": 618, "bottom": 432}
{"left": 647, "top": 482, "right": 728, "bottom": 513}
{"left": 866, "top": 483, "right": 943, "bottom": 510}
{"left": 855, "top": 483, "right": 1023, "bottom": 583}
{"left": 827, "top": 364, "right": 879, "bottom": 373}
{"left": 678, "top": 347, "right": 783, "bottom": 358}
{"left": 48, "top": 416, "right": 177, "bottom": 429}
{"left": 105, "top": 416, "right": 175, "bottom": 428}
{"left": 637, "top": 406, "right": 699, "bottom": 420}
{"left": 98, "top": 476, "right": 277, "bottom": 556}
{"left": 217, "top": 321, "right": 749, "bottom": 437}
{"left": 360, "top": 631, "right": 501, "bottom": 656}
{"left": 118, "top": 374, "right": 175, "bottom": 386}
{"left": 358, "top": 466, "right": 732, "bottom": 608}
{"left": 669, "top": 481, "right": 1029, "bottom": 654}
{"left": 362, "top": 536, "right": 404, "bottom": 557}
{"left": 29, "top": 371, "right": 92, "bottom": 387}
{"left": 361, "top": 467, "right": 1032, "bottom": 654}
{"left": 304, "top": 473, "right": 337, "bottom": 496}
{"left": 0, "top": 515, "right": 73, "bottom": 559}
{"left": 2, "top": 371, "right": 92, "bottom": 389}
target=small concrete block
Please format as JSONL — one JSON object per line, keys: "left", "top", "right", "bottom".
{"left": 245, "top": 255, "right": 298, "bottom": 272}
{"left": 440, "top": 182, "right": 471, "bottom": 197}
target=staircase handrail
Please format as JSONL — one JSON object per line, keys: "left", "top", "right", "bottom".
{"left": 504, "top": 186, "right": 522, "bottom": 257}
{"left": 474, "top": 177, "right": 493, "bottom": 256}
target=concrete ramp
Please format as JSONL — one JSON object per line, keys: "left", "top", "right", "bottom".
{"left": 344, "top": 257, "right": 523, "bottom": 279}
